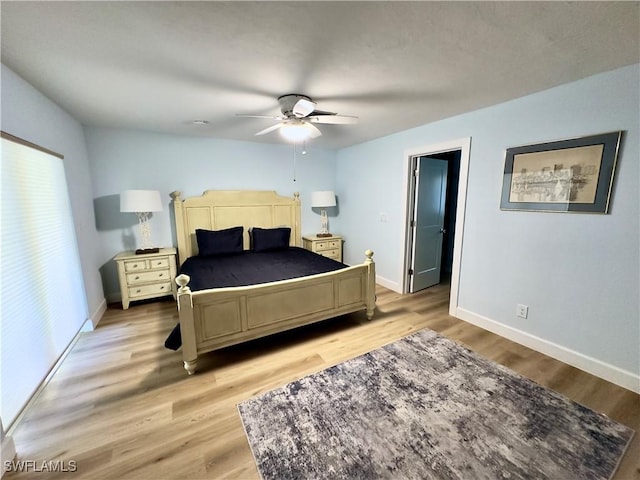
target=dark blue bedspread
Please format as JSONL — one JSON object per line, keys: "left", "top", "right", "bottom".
{"left": 164, "top": 247, "right": 346, "bottom": 350}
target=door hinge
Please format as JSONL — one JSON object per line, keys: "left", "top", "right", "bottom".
{"left": 410, "top": 220, "right": 416, "bottom": 227}
{"left": 408, "top": 269, "right": 414, "bottom": 276}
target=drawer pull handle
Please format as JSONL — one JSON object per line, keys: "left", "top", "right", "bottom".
{"left": 136, "top": 289, "right": 141, "bottom": 293}
{"left": 158, "top": 273, "right": 164, "bottom": 277}
{"left": 160, "top": 286, "right": 165, "bottom": 290}
{"left": 135, "top": 276, "right": 140, "bottom": 280}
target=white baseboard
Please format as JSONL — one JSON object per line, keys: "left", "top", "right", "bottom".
{"left": 89, "top": 298, "right": 107, "bottom": 328}
{"left": 455, "top": 307, "right": 640, "bottom": 394}
{"left": 376, "top": 275, "right": 401, "bottom": 293}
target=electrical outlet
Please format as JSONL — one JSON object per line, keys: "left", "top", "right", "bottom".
{"left": 516, "top": 304, "right": 529, "bottom": 319}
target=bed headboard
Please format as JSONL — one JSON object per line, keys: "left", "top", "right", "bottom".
{"left": 170, "top": 190, "right": 301, "bottom": 265}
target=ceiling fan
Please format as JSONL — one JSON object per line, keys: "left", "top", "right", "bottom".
{"left": 237, "top": 94, "right": 358, "bottom": 141}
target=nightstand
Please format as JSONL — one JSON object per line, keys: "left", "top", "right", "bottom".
{"left": 115, "top": 248, "right": 177, "bottom": 309}
{"left": 302, "top": 235, "right": 343, "bottom": 262}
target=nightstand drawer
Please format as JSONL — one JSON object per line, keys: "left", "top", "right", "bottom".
{"left": 123, "top": 259, "right": 149, "bottom": 272}
{"left": 126, "top": 269, "right": 171, "bottom": 285}
{"left": 315, "top": 239, "right": 341, "bottom": 251}
{"left": 319, "top": 249, "right": 340, "bottom": 259}
{"left": 149, "top": 257, "right": 170, "bottom": 269}
{"left": 123, "top": 257, "right": 170, "bottom": 272}
{"left": 128, "top": 282, "right": 172, "bottom": 299}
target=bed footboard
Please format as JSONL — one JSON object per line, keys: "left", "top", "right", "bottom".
{"left": 175, "top": 250, "right": 375, "bottom": 375}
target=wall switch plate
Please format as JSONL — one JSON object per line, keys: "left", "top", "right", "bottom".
{"left": 516, "top": 304, "right": 529, "bottom": 319}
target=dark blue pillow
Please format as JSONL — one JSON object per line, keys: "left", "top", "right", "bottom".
{"left": 196, "top": 226, "right": 243, "bottom": 256}
{"left": 251, "top": 227, "right": 291, "bottom": 252}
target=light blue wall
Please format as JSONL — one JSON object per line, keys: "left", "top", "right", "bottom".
{"left": 336, "top": 64, "right": 640, "bottom": 376}
{"left": 85, "top": 127, "right": 337, "bottom": 299}
{"left": 1, "top": 64, "right": 105, "bottom": 323}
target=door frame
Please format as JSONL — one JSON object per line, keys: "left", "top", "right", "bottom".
{"left": 401, "top": 137, "right": 471, "bottom": 316}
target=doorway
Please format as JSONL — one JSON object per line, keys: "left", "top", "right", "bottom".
{"left": 407, "top": 152, "right": 460, "bottom": 292}
{"left": 402, "top": 138, "right": 471, "bottom": 315}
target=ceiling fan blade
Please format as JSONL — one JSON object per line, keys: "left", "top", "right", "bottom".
{"left": 292, "top": 98, "right": 316, "bottom": 118}
{"left": 308, "top": 115, "right": 358, "bottom": 125}
{"left": 308, "top": 109, "right": 337, "bottom": 116}
{"left": 237, "top": 114, "right": 283, "bottom": 120}
{"left": 307, "top": 123, "right": 322, "bottom": 138}
{"left": 255, "top": 123, "right": 283, "bottom": 136}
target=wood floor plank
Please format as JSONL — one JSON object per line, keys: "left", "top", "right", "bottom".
{"left": 5, "top": 285, "right": 638, "bottom": 479}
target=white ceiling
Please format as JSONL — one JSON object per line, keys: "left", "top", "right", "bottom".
{"left": 2, "top": 1, "right": 638, "bottom": 149}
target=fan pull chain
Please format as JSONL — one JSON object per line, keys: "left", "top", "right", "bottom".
{"left": 292, "top": 142, "right": 297, "bottom": 182}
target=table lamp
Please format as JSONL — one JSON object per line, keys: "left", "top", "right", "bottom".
{"left": 311, "top": 190, "right": 336, "bottom": 238}
{"left": 120, "top": 189, "right": 163, "bottom": 254}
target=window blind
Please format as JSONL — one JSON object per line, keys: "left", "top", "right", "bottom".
{"left": 1, "top": 133, "right": 88, "bottom": 429}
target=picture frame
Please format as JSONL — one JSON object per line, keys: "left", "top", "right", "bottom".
{"left": 500, "top": 131, "right": 622, "bottom": 213}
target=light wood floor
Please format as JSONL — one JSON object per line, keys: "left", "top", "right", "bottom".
{"left": 6, "top": 284, "right": 639, "bottom": 479}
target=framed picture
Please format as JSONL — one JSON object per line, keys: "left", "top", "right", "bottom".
{"left": 500, "top": 131, "right": 622, "bottom": 213}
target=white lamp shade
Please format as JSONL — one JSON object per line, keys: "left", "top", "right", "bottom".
{"left": 311, "top": 191, "right": 336, "bottom": 208}
{"left": 120, "top": 190, "right": 163, "bottom": 213}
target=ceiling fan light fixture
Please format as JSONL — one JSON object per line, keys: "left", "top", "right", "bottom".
{"left": 279, "top": 121, "right": 313, "bottom": 142}
{"left": 239, "top": 94, "right": 355, "bottom": 141}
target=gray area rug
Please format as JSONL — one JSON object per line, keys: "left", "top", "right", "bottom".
{"left": 238, "top": 329, "right": 634, "bottom": 480}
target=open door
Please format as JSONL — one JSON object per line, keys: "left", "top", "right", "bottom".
{"left": 409, "top": 157, "right": 448, "bottom": 292}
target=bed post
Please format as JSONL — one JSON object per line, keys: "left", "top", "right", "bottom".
{"left": 176, "top": 274, "right": 198, "bottom": 375}
{"left": 365, "top": 249, "right": 376, "bottom": 320}
{"left": 170, "top": 191, "right": 186, "bottom": 266}
{"left": 293, "top": 192, "right": 301, "bottom": 247}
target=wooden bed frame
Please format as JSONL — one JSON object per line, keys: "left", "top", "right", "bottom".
{"left": 170, "top": 190, "right": 376, "bottom": 375}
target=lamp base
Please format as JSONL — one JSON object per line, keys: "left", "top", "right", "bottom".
{"left": 135, "top": 247, "right": 160, "bottom": 255}
{"left": 316, "top": 233, "right": 333, "bottom": 238}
